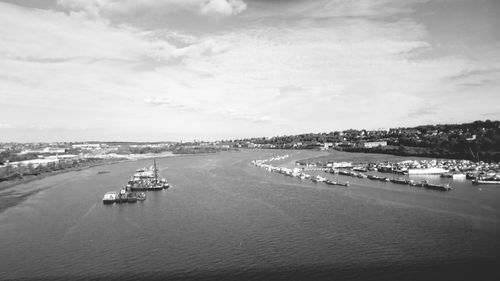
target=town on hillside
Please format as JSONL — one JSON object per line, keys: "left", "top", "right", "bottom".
{"left": 231, "top": 120, "right": 500, "bottom": 162}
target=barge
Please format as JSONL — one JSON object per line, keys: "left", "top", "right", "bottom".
{"left": 102, "top": 192, "right": 117, "bottom": 204}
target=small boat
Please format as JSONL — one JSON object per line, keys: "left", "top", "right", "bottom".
{"left": 325, "top": 179, "right": 349, "bottom": 187}
{"left": 97, "top": 170, "right": 110, "bottom": 175}
{"left": 137, "top": 192, "right": 146, "bottom": 201}
{"left": 312, "top": 175, "right": 326, "bottom": 183}
{"left": 440, "top": 173, "right": 453, "bottom": 178}
{"left": 102, "top": 192, "right": 117, "bottom": 204}
{"left": 353, "top": 167, "right": 368, "bottom": 172}
{"left": 338, "top": 181, "right": 350, "bottom": 187}
{"left": 466, "top": 173, "right": 478, "bottom": 180}
{"left": 339, "top": 170, "right": 351, "bottom": 176}
{"left": 410, "top": 180, "right": 427, "bottom": 187}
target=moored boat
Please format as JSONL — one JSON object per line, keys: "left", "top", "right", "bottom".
{"left": 410, "top": 180, "right": 427, "bottom": 187}
{"left": 356, "top": 173, "right": 367, "bottom": 178}
{"left": 353, "top": 166, "right": 368, "bottom": 172}
{"left": 127, "top": 192, "right": 138, "bottom": 203}
{"left": 325, "top": 179, "right": 349, "bottom": 187}
{"left": 137, "top": 192, "right": 147, "bottom": 201}
{"left": 102, "top": 192, "right": 117, "bottom": 204}
{"left": 312, "top": 175, "right": 326, "bottom": 183}
{"left": 129, "top": 159, "right": 170, "bottom": 191}
{"left": 424, "top": 182, "right": 452, "bottom": 191}
{"left": 466, "top": 172, "right": 478, "bottom": 180}
{"left": 325, "top": 179, "right": 336, "bottom": 185}
{"left": 116, "top": 188, "right": 128, "bottom": 203}
{"left": 390, "top": 177, "right": 409, "bottom": 185}
{"left": 472, "top": 177, "right": 500, "bottom": 185}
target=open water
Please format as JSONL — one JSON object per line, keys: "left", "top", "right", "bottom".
{"left": 1, "top": 150, "right": 500, "bottom": 280}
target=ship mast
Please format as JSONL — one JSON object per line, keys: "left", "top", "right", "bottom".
{"left": 153, "top": 158, "right": 158, "bottom": 184}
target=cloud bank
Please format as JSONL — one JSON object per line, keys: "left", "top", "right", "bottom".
{"left": 1, "top": 0, "right": 499, "bottom": 141}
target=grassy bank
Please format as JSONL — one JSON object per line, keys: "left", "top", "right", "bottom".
{"left": 0, "top": 158, "right": 127, "bottom": 192}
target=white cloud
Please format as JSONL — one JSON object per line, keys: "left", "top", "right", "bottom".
{"left": 0, "top": 3, "right": 176, "bottom": 62}
{"left": 57, "top": 0, "right": 247, "bottom": 18}
{"left": 200, "top": 0, "right": 247, "bottom": 16}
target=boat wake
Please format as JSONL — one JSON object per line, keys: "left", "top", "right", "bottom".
{"left": 61, "top": 203, "right": 97, "bottom": 239}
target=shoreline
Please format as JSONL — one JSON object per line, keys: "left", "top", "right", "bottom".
{"left": 0, "top": 151, "right": 230, "bottom": 213}
{"left": 0, "top": 151, "right": 224, "bottom": 191}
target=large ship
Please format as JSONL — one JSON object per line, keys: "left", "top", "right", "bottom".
{"left": 127, "top": 159, "right": 170, "bottom": 191}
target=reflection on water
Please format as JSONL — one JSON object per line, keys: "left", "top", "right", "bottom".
{"left": 1, "top": 150, "right": 499, "bottom": 280}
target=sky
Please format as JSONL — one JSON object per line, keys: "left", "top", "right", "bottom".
{"left": 0, "top": 0, "right": 499, "bottom": 142}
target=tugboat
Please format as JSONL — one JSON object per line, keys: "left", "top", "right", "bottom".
{"left": 102, "top": 192, "right": 117, "bottom": 204}
{"left": 127, "top": 192, "right": 138, "bottom": 203}
{"left": 116, "top": 188, "right": 128, "bottom": 203}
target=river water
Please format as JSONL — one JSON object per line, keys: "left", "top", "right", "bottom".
{"left": 1, "top": 150, "right": 499, "bottom": 280}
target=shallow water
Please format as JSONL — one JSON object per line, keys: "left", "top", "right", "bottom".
{"left": 1, "top": 150, "right": 499, "bottom": 280}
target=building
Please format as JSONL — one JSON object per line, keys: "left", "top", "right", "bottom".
{"left": 322, "top": 142, "right": 334, "bottom": 150}
{"left": 72, "top": 144, "right": 101, "bottom": 150}
{"left": 363, "top": 141, "right": 387, "bottom": 148}
{"left": 19, "top": 147, "right": 66, "bottom": 155}
{"left": 327, "top": 162, "right": 353, "bottom": 168}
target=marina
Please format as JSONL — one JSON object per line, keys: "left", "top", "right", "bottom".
{"left": 253, "top": 155, "right": 458, "bottom": 191}
{"left": 251, "top": 156, "right": 351, "bottom": 187}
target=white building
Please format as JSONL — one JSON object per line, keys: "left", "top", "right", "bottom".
{"left": 322, "top": 142, "right": 334, "bottom": 150}
{"left": 363, "top": 141, "right": 387, "bottom": 148}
